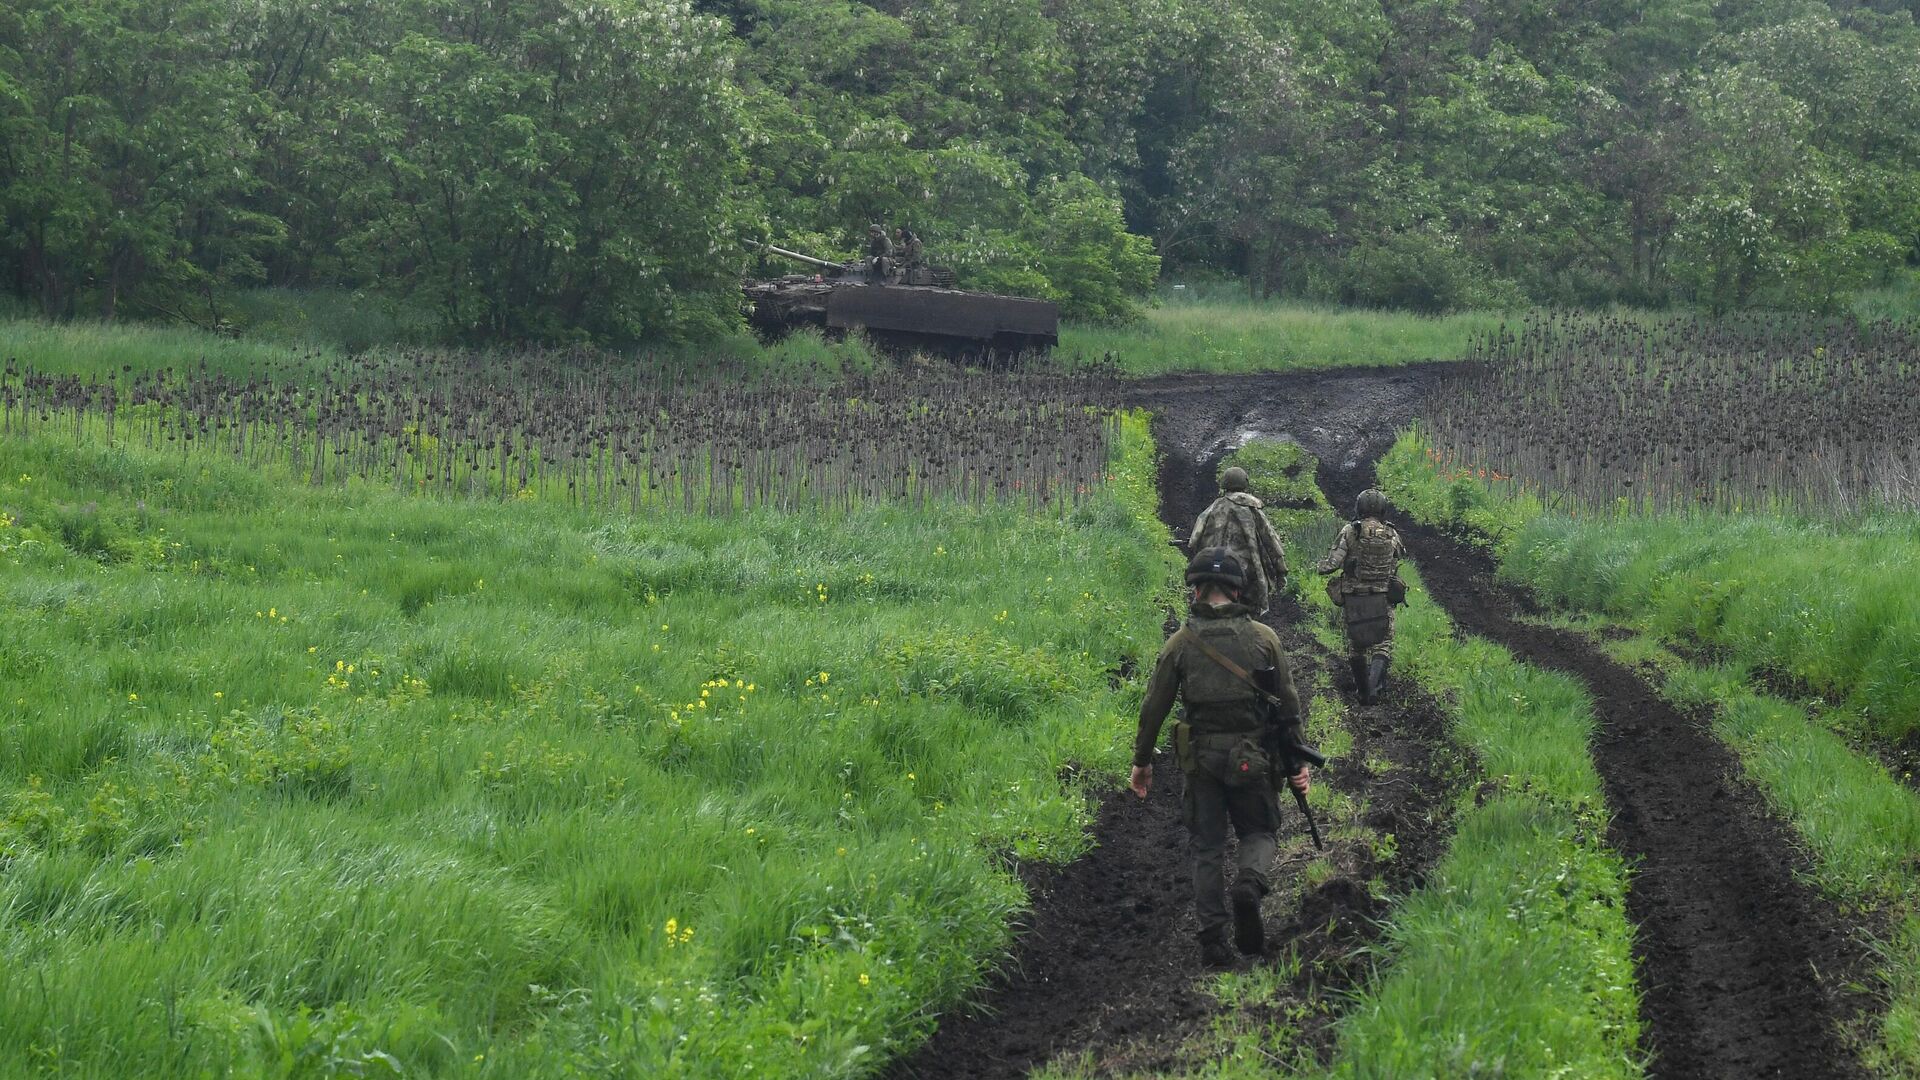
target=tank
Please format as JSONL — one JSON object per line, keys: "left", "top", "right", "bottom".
{"left": 743, "top": 242, "right": 1059, "bottom": 361}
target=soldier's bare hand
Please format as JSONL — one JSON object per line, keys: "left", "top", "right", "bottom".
{"left": 1288, "top": 767, "right": 1310, "bottom": 795}
{"left": 1129, "top": 765, "right": 1152, "bottom": 799}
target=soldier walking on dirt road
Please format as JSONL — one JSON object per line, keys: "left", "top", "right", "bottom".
{"left": 1131, "top": 548, "right": 1310, "bottom": 968}
{"left": 1188, "top": 466, "right": 1287, "bottom": 613}
{"left": 1318, "top": 488, "right": 1408, "bottom": 705}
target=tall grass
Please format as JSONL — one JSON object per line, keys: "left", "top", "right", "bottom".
{"left": 1059, "top": 299, "right": 1501, "bottom": 375}
{"left": 0, "top": 410, "right": 1179, "bottom": 1076}
{"left": 1263, "top": 443, "right": 1640, "bottom": 1076}
{"left": 1381, "top": 431, "right": 1920, "bottom": 742}
{"left": 1385, "top": 431, "right": 1920, "bottom": 1072}
{"left": 1852, "top": 269, "right": 1920, "bottom": 322}
{"left": 1315, "top": 567, "right": 1643, "bottom": 1079}
{"left": 0, "top": 310, "right": 882, "bottom": 387}
{"left": 0, "top": 316, "right": 341, "bottom": 381}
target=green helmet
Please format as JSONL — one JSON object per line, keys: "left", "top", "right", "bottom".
{"left": 1355, "top": 488, "right": 1388, "bottom": 518}
{"left": 1220, "top": 466, "right": 1250, "bottom": 493}
{"left": 1186, "top": 547, "right": 1246, "bottom": 590}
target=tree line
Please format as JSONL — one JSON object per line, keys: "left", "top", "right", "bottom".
{"left": 2, "top": 0, "right": 1917, "bottom": 342}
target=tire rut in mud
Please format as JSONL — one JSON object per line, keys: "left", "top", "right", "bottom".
{"left": 1399, "top": 516, "right": 1874, "bottom": 1080}
{"left": 885, "top": 372, "right": 1460, "bottom": 1079}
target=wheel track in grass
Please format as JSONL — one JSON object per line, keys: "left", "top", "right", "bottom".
{"left": 890, "top": 366, "right": 1874, "bottom": 1078}
{"left": 885, "top": 369, "right": 1458, "bottom": 1078}
{"left": 1393, "top": 514, "right": 1874, "bottom": 1079}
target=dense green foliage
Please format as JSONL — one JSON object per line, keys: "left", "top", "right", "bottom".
{"left": 0, "top": 318, "right": 1182, "bottom": 1075}
{"left": 6, "top": 1, "right": 1920, "bottom": 342}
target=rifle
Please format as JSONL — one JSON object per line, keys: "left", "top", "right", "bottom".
{"left": 1256, "top": 667, "right": 1327, "bottom": 851}
{"left": 1266, "top": 724, "right": 1326, "bottom": 850}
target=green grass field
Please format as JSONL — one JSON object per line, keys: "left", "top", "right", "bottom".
{"left": 1060, "top": 298, "right": 1502, "bottom": 375}
{"left": 0, "top": 314, "right": 1181, "bottom": 1076}
{"left": 1381, "top": 431, "right": 1920, "bottom": 744}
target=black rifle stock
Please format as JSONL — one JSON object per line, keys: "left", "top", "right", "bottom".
{"left": 1255, "top": 667, "right": 1328, "bottom": 850}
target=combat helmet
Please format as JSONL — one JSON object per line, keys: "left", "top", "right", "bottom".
{"left": 1220, "top": 466, "right": 1250, "bottom": 493}
{"left": 1186, "top": 546, "right": 1247, "bottom": 591}
{"left": 1355, "top": 488, "right": 1389, "bottom": 519}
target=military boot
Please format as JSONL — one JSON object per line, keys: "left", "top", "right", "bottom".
{"left": 1197, "top": 926, "right": 1236, "bottom": 969}
{"left": 1367, "top": 655, "right": 1390, "bottom": 704}
{"left": 1351, "top": 656, "right": 1373, "bottom": 705}
{"left": 1230, "top": 880, "right": 1266, "bottom": 955}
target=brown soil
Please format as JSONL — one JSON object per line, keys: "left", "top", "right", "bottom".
{"left": 887, "top": 367, "right": 1875, "bottom": 1080}
{"left": 885, "top": 369, "right": 1459, "bottom": 1079}
{"left": 1397, "top": 515, "right": 1874, "bottom": 1079}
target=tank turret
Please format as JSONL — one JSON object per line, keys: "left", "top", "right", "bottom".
{"left": 743, "top": 240, "right": 1058, "bottom": 361}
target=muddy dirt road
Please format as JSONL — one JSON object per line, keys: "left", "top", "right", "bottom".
{"left": 1402, "top": 520, "right": 1871, "bottom": 1079}
{"left": 887, "top": 369, "right": 1455, "bottom": 1079}
{"left": 890, "top": 367, "right": 1869, "bottom": 1079}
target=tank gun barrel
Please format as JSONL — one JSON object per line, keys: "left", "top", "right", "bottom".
{"left": 750, "top": 241, "right": 849, "bottom": 273}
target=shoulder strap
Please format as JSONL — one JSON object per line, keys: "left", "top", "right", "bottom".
{"left": 1176, "top": 624, "right": 1287, "bottom": 709}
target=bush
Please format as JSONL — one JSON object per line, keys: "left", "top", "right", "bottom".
{"left": 1335, "top": 231, "right": 1527, "bottom": 314}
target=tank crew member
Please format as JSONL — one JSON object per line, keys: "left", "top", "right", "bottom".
{"left": 1132, "top": 548, "right": 1310, "bottom": 967}
{"left": 866, "top": 224, "right": 893, "bottom": 281}
{"left": 1189, "top": 465, "right": 1287, "bottom": 613}
{"left": 897, "top": 227, "right": 925, "bottom": 269}
{"left": 1318, "top": 488, "right": 1408, "bottom": 705}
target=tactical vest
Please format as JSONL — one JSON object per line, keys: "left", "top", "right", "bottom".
{"left": 1346, "top": 519, "right": 1399, "bottom": 590}
{"left": 1176, "top": 618, "right": 1270, "bottom": 734}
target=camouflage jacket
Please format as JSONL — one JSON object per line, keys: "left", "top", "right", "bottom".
{"left": 1189, "top": 492, "right": 1288, "bottom": 610}
{"left": 1134, "top": 601, "right": 1301, "bottom": 767}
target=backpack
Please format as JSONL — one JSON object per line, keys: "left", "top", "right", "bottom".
{"left": 1195, "top": 504, "right": 1264, "bottom": 586}
{"left": 1347, "top": 519, "right": 1399, "bottom": 589}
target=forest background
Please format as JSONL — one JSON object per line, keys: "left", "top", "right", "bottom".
{"left": 3, "top": 0, "right": 1920, "bottom": 345}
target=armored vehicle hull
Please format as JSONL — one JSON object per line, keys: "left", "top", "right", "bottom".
{"left": 743, "top": 245, "right": 1059, "bottom": 361}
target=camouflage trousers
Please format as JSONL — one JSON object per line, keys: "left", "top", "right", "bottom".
{"left": 1183, "top": 736, "right": 1279, "bottom": 935}
{"left": 1343, "top": 607, "right": 1394, "bottom": 663}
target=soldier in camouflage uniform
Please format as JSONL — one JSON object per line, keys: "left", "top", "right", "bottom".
{"left": 866, "top": 224, "right": 893, "bottom": 281}
{"left": 1189, "top": 466, "right": 1288, "bottom": 613}
{"left": 1318, "top": 488, "right": 1408, "bottom": 705}
{"left": 1132, "top": 547, "right": 1310, "bottom": 967}
{"left": 897, "top": 227, "right": 925, "bottom": 269}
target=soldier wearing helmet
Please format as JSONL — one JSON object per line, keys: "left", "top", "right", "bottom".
{"left": 1132, "top": 547, "right": 1309, "bottom": 968}
{"left": 1318, "top": 488, "right": 1408, "bottom": 705}
{"left": 1188, "top": 464, "right": 1288, "bottom": 613}
{"left": 866, "top": 224, "right": 894, "bottom": 282}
